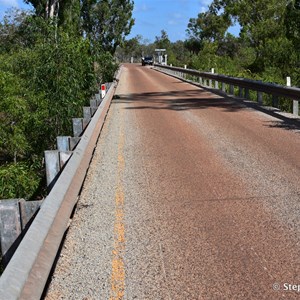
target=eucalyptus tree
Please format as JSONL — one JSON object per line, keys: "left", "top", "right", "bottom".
{"left": 81, "top": 0, "right": 135, "bottom": 54}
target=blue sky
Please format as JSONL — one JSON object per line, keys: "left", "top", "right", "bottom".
{"left": 0, "top": 0, "right": 239, "bottom": 42}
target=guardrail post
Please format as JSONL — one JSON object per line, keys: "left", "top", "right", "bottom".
{"left": 229, "top": 84, "right": 234, "bottom": 95}
{"left": 209, "top": 68, "right": 214, "bottom": 88}
{"left": 222, "top": 82, "right": 226, "bottom": 93}
{"left": 72, "top": 118, "right": 83, "bottom": 137}
{"left": 83, "top": 107, "right": 92, "bottom": 119}
{"left": 199, "top": 77, "right": 203, "bottom": 85}
{"left": 244, "top": 88, "right": 250, "bottom": 99}
{"left": 95, "top": 94, "right": 101, "bottom": 106}
{"left": 257, "top": 81, "right": 263, "bottom": 104}
{"left": 239, "top": 87, "right": 243, "bottom": 97}
{"left": 18, "top": 199, "right": 42, "bottom": 231}
{"left": 287, "top": 77, "right": 299, "bottom": 116}
{"left": 69, "top": 137, "right": 81, "bottom": 150}
{"left": 45, "top": 150, "right": 60, "bottom": 188}
{"left": 83, "top": 107, "right": 92, "bottom": 130}
{"left": 272, "top": 95, "right": 279, "bottom": 108}
{"left": 0, "top": 199, "right": 43, "bottom": 267}
{"left": 90, "top": 99, "right": 98, "bottom": 115}
{"left": 257, "top": 92, "right": 263, "bottom": 104}
{"left": 59, "top": 151, "right": 73, "bottom": 169}
{"left": 0, "top": 199, "right": 22, "bottom": 266}
{"left": 215, "top": 80, "right": 219, "bottom": 89}
{"left": 57, "top": 136, "right": 70, "bottom": 151}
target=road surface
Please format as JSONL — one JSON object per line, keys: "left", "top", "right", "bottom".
{"left": 45, "top": 64, "right": 300, "bottom": 299}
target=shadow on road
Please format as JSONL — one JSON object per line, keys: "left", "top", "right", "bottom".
{"left": 114, "top": 89, "right": 300, "bottom": 132}
{"left": 114, "top": 89, "right": 245, "bottom": 113}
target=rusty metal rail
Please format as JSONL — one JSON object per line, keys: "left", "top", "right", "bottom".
{"left": 0, "top": 69, "right": 121, "bottom": 300}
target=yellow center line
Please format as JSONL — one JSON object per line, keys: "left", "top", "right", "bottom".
{"left": 110, "top": 117, "right": 126, "bottom": 300}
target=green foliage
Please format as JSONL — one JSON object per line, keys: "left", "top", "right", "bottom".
{"left": 81, "top": 0, "right": 135, "bottom": 55}
{"left": 0, "top": 0, "right": 132, "bottom": 200}
{"left": 96, "top": 52, "right": 118, "bottom": 83}
{"left": 0, "top": 162, "right": 41, "bottom": 199}
{"left": 0, "top": 67, "right": 48, "bottom": 161}
{"left": 184, "top": 0, "right": 300, "bottom": 91}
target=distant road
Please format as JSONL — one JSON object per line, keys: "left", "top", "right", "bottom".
{"left": 46, "top": 64, "right": 300, "bottom": 300}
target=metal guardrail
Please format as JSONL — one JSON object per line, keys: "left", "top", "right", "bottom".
{"left": 154, "top": 64, "right": 300, "bottom": 115}
{"left": 0, "top": 68, "right": 122, "bottom": 299}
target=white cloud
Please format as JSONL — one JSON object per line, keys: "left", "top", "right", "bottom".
{"left": 173, "top": 12, "right": 183, "bottom": 19}
{"left": 200, "top": 6, "right": 207, "bottom": 13}
{"left": 200, "top": 0, "right": 212, "bottom": 5}
{"left": 134, "top": 3, "right": 152, "bottom": 13}
{"left": 0, "top": 0, "right": 19, "bottom": 7}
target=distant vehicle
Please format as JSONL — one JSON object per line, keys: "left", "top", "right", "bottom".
{"left": 142, "top": 56, "right": 153, "bottom": 66}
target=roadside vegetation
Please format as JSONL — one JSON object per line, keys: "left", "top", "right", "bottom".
{"left": 0, "top": 0, "right": 134, "bottom": 199}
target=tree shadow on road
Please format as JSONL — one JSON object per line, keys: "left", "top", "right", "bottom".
{"left": 114, "top": 89, "right": 245, "bottom": 113}
{"left": 114, "top": 89, "right": 300, "bottom": 132}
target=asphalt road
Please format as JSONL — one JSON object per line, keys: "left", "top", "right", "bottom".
{"left": 46, "top": 64, "right": 300, "bottom": 300}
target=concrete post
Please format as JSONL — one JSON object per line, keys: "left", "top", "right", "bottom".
{"left": 229, "top": 85, "right": 234, "bottom": 95}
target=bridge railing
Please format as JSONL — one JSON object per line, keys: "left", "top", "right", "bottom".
{"left": 0, "top": 68, "right": 121, "bottom": 299}
{"left": 154, "top": 64, "right": 300, "bottom": 116}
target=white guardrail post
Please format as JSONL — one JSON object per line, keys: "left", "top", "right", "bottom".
{"left": 287, "top": 77, "right": 299, "bottom": 116}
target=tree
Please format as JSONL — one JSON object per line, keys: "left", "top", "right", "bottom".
{"left": 155, "top": 30, "right": 171, "bottom": 49}
{"left": 81, "top": 0, "right": 134, "bottom": 54}
{"left": 0, "top": 0, "right": 131, "bottom": 199}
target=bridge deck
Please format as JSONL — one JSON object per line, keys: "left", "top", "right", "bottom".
{"left": 46, "top": 64, "right": 300, "bottom": 299}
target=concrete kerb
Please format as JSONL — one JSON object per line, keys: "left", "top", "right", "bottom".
{"left": 0, "top": 67, "right": 122, "bottom": 300}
